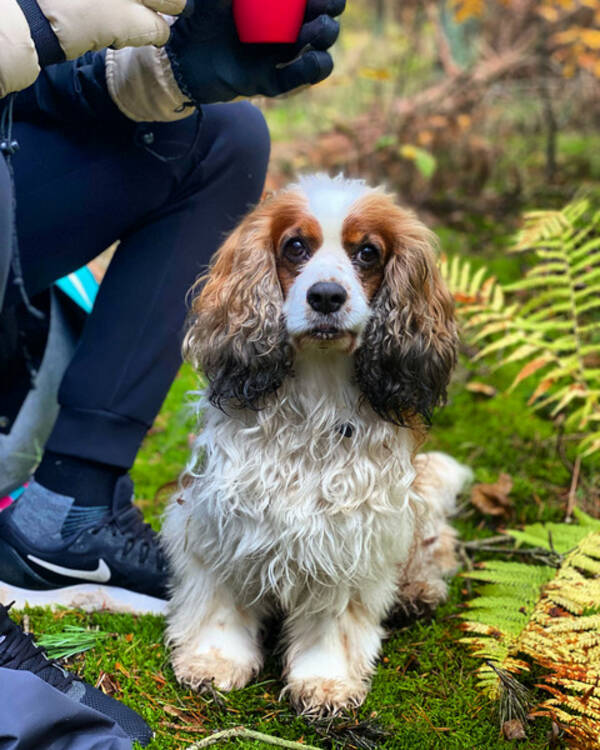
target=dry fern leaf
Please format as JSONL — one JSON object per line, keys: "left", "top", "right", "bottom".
{"left": 461, "top": 512, "right": 600, "bottom": 746}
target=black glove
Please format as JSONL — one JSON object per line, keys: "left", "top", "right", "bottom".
{"left": 166, "top": 0, "right": 345, "bottom": 105}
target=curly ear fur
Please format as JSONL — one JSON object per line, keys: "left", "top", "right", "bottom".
{"left": 354, "top": 206, "right": 457, "bottom": 425}
{"left": 183, "top": 209, "right": 293, "bottom": 411}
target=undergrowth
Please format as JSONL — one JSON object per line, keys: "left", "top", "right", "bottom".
{"left": 15, "top": 357, "right": 590, "bottom": 748}
{"left": 13, "top": 212, "right": 600, "bottom": 749}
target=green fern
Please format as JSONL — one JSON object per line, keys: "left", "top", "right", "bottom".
{"left": 460, "top": 560, "right": 555, "bottom": 698}
{"left": 460, "top": 511, "right": 600, "bottom": 746}
{"left": 440, "top": 195, "right": 600, "bottom": 457}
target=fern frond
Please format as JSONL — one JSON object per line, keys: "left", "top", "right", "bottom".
{"left": 512, "top": 205, "right": 582, "bottom": 251}
{"left": 441, "top": 193, "right": 600, "bottom": 458}
{"left": 461, "top": 523, "right": 600, "bottom": 745}
{"left": 462, "top": 560, "right": 555, "bottom": 587}
{"left": 508, "top": 515, "right": 600, "bottom": 553}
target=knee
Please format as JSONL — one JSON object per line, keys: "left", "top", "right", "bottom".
{"left": 214, "top": 102, "right": 271, "bottom": 177}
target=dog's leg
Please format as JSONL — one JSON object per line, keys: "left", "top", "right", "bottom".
{"left": 283, "top": 598, "right": 386, "bottom": 716}
{"left": 167, "top": 565, "right": 263, "bottom": 692}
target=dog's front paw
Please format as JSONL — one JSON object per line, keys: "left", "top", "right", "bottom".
{"left": 172, "top": 647, "right": 258, "bottom": 691}
{"left": 286, "top": 677, "right": 368, "bottom": 717}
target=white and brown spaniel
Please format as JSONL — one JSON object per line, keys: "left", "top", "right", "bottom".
{"left": 163, "top": 174, "right": 472, "bottom": 715}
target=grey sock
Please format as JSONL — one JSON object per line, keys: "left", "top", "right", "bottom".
{"left": 10, "top": 481, "right": 108, "bottom": 550}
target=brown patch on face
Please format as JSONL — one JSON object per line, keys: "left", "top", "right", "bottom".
{"left": 269, "top": 192, "right": 323, "bottom": 297}
{"left": 342, "top": 193, "right": 402, "bottom": 301}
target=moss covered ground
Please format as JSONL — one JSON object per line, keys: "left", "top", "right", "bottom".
{"left": 14, "top": 222, "right": 599, "bottom": 748}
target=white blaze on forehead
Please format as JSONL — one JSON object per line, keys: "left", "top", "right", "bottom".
{"left": 295, "top": 174, "right": 373, "bottom": 233}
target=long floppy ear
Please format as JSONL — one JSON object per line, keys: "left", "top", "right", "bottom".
{"left": 354, "top": 208, "right": 457, "bottom": 425}
{"left": 183, "top": 208, "right": 293, "bottom": 411}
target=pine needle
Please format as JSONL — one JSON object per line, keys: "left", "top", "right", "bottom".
{"left": 488, "top": 662, "right": 530, "bottom": 726}
{"left": 37, "top": 625, "right": 113, "bottom": 660}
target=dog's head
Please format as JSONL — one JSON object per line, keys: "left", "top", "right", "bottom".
{"left": 184, "top": 174, "right": 457, "bottom": 424}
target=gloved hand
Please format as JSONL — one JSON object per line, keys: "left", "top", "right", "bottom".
{"left": 20, "top": 0, "right": 186, "bottom": 63}
{"left": 166, "top": 0, "right": 345, "bottom": 105}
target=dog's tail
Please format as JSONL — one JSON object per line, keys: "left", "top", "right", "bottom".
{"left": 412, "top": 451, "right": 473, "bottom": 519}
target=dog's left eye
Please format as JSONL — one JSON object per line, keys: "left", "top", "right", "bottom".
{"left": 355, "top": 244, "right": 380, "bottom": 267}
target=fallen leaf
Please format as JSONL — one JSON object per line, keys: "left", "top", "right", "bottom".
{"left": 548, "top": 720, "right": 561, "bottom": 748}
{"left": 503, "top": 718, "right": 526, "bottom": 740}
{"left": 467, "top": 381, "right": 497, "bottom": 397}
{"left": 470, "top": 474, "right": 513, "bottom": 517}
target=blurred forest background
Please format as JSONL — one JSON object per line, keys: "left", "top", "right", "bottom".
{"left": 263, "top": 0, "right": 600, "bottom": 216}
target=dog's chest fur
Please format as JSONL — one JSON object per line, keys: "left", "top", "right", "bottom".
{"left": 178, "top": 354, "right": 419, "bottom": 614}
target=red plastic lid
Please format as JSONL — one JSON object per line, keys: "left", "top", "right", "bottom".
{"left": 233, "top": 0, "right": 307, "bottom": 44}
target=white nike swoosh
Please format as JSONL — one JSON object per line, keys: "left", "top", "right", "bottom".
{"left": 27, "top": 555, "right": 112, "bottom": 583}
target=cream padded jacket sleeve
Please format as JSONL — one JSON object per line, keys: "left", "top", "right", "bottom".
{"left": 0, "top": 0, "right": 187, "bottom": 99}
{"left": 36, "top": 0, "right": 185, "bottom": 59}
{"left": 106, "top": 45, "right": 192, "bottom": 123}
{"left": 0, "top": 0, "right": 40, "bottom": 98}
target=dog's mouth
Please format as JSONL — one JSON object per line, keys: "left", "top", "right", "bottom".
{"left": 307, "top": 326, "right": 347, "bottom": 341}
{"left": 295, "top": 326, "right": 358, "bottom": 352}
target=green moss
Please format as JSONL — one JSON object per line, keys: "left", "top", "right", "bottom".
{"left": 14, "top": 355, "right": 578, "bottom": 749}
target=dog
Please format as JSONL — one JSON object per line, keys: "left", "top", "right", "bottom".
{"left": 163, "top": 174, "right": 472, "bottom": 715}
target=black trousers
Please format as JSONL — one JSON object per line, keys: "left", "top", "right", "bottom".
{"left": 0, "top": 103, "right": 270, "bottom": 468}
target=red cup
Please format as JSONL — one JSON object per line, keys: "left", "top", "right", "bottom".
{"left": 233, "top": 0, "right": 307, "bottom": 44}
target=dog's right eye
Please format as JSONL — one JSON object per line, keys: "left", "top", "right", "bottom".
{"left": 283, "top": 237, "right": 309, "bottom": 263}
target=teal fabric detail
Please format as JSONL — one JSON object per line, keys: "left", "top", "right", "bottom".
{"left": 9, "top": 486, "right": 25, "bottom": 501}
{"left": 55, "top": 267, "right": 98, "bottom": 314}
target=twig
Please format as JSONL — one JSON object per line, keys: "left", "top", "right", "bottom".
{"left": 184, "top": 726, "right": 323, "bottom": 750}
{"left": 461, "top": 539, "right": 562, "bottom": 568}
{"left": 463, "top": 536, "right": 508, "bottom": 549}
{"left": 158, "top": 722, "right": 206, "bottom": 733}
{"left": 565, "top": 455, "right": 581, "bottom": 522}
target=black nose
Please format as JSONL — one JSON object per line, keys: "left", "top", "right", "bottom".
{"left": 306, "top": 282, "right": 348, "bottom": 314}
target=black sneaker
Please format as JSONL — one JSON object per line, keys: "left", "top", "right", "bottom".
{"left": 0, "top": 602, "right": 153, "bottom": 746}
{"left": 0, "top": 476, "right": 168, "bottom": 614}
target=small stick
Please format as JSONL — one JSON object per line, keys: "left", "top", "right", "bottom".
{"left": 565, "top": 455, "right": 581, "bottom": 522}
{"left": 462, "top": 536, "right": 508, "bottom": 549}
{"left": 185, "top": 726, "right": 322, "bottom": 750}
{"left": 158, "top": 722, "right": 206, "bottom": 732}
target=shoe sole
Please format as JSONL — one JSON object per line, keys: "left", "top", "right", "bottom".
{"left": 0, "top": 579, "right": 167, "bottom": 615}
